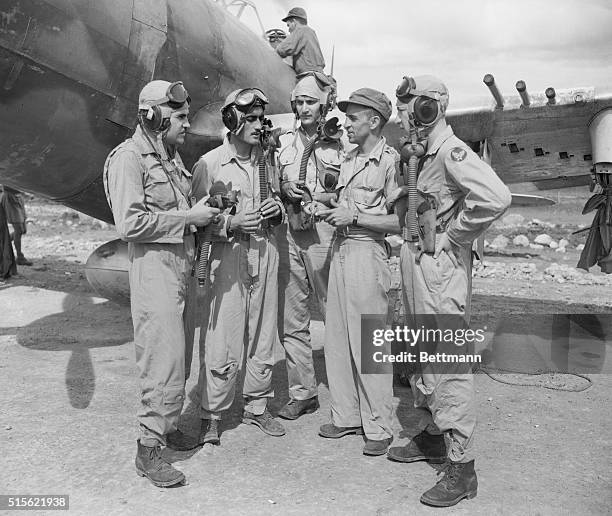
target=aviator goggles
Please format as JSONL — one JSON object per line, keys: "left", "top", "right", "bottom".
{"left": 395, "top": 76, "right": 442, "bottom": 102}
{"left": 147, "top": 81, "right": 191, "bottom": 109}
{"left": 233, "top": 88, "right": 269, "bottom": 110}
{"left": 296, "top": 71, "right": 333, "bottom": 90}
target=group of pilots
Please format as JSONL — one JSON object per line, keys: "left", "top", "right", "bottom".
{"left": 103, "top": 6, "right": 511, "bottom": 507}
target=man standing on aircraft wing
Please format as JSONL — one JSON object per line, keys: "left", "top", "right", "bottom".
{"left": 276, "top": 7, "right": 325, "bottom": 75}
{"left": 276, "top": 72, "right": 343, "bottom": 420}
{"left": 316, "top": 88, "right": 400, "bottom": 456}
{"left": 192, "top": 88, "right": 286, "bottom": 445}
{"left": 104, "top": 80, "right": 220, "bottom": 488}
{"left": 386, "top": 75, "right": 511, "bottom": 507}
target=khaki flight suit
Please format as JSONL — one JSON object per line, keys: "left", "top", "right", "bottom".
{"left": 276, "top": 129, "right": 342, "bottom": 401}
{"left": 104, "top": 126, "right": 196, "bottom": 447}
{"left": 275, "top": 24, "right": 325, "bottom": 75}
{"left": 192, "top": 135, "right": 282, "bottom": 419}
{"left": 401, "top": 125, "right": 511, "bottom": 462}
{"left": 325, "top": 137, "right": 399, "bottom": 440}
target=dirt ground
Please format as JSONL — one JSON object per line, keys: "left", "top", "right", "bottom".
{"left": 1, "top": 194, "right": 612, "bottom": 515}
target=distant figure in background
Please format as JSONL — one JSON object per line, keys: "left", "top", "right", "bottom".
{"left": 0, "top": 200, "right": 17, "bottom": 279}
{"left": 276, "top": 7, "right": 325, "bottom": 75}
{"left": 1, "top": 185, "right": 32, "bottom": 265}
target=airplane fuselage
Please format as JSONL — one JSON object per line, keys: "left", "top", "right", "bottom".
{"left": 0, "top": 0, "right": 296, "bottom": 223}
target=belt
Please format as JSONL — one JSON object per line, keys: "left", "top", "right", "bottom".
{"left": 402, "top": 225, "right": 446, "bottom": 242}
{"left": 336, "top": 226, "right": 385, "bottom": 240}
{"left": 231, "top": 228, "right": 271, "bottom": 242}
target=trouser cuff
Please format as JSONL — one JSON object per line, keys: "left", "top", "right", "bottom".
{"left": 200, "top": 408, "right": 222, "bottom": 420}
{"left": 139, "top": 424, "right": 165, "bottom": 447}
{"left": 244, "top": 396, "right": 267, "bottom": 415}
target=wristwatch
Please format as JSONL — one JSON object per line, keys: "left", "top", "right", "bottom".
{"left": 352, "top": 212, "right": 359, "bottom": 227}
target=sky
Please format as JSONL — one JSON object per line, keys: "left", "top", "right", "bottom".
{"left": 236, "top": 0, "right": 612, "bottom": 108}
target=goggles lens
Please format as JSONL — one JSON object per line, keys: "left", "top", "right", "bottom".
{"left": 234, "top": 88, "right": 269, "bottom": 108}
{"left": 396, "top": 76, "right": 441, "bottom": 103}
{"left": 296, "top": 71, "right": 333, "bottom": 90}
{"left": 167, "top": 81, "right": 190, "bottom": 107}
{"left": 146, "top": 81, "right": 191, "bottom": 109}
{"left": 396, "top": 76, "right": 416, "bottom": 101}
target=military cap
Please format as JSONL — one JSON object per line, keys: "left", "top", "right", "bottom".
{"left": 282, "top": 7, "right": 308, "bottom": 23}
{"left": 338, "top": 88, "right": 393, "bottom": 121}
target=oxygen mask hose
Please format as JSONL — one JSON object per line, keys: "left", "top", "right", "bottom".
{"left": 299, "top": 137, "right": 315, "bottom": 184}
{"left": 194, "top": 186, "right": 236, "bottom": 288}
{"left": 400, "top": 132, "right": 426, "bottom": 241}
{"left": 197, "top": 223, "right": 214, "bottom": 287}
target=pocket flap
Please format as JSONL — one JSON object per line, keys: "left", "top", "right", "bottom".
{"left": 163, "top": 385, "right": 185, "bottom": 405}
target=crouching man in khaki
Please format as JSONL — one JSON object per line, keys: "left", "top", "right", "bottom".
{"left": 192, "top": 88, "right": 286, "bottom": 445}
{"left": 386, "top": 75, "right": 511, "bottom": 507}
{"left": 316, "top": 88, "right": 400, "bottom": 457}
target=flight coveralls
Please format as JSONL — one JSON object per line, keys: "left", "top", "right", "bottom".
{"left": 275, "top": 25, "right": 325, "bottom": 75}
{"left": 192, "top": 135, "right": 282, "bottom": 419}
{"left": 277, "top": 129, "right": 342, "bottom": 401}
{"left": 104, "top": 126, "right": 197, "bottom": 447}
{"left": 401, "top": 125, "right": 511, "bottom": 462}
{"left": 325, "top": 137, "right": 398, "bottom": 440}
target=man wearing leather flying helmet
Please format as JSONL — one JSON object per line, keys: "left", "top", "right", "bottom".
{"left": 316, "top": 88, "right": 401, "bottom": 457}
{"left": 192, "top": 87, "right": 286, "bottom": 444}
{"left": 386, "top": 75, "right": 511, "bottom": 507}
{"left": 104, "top": 80, "right": 221, "bottom": 488}
{"left": 275, "top": 71, "right": 343, "bottom": 420}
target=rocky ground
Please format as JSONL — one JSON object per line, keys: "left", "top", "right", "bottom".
{"left": 1, "top": 193, "right": 611, "bottom": 515}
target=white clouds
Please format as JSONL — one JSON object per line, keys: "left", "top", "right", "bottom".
{"left": 244, "top": 1, "right": 612, "bottom": 107}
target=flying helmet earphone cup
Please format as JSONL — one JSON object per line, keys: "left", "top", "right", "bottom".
{"left": 222, "top": 105, "right": 239, "bottom": 131}
{"left": 140, "top": 105, "right": 170, "bottom": 132}
{"left": 290, "top": 100, "right": 297, "bottom": 115}
{"left": 414, "top": 97, "right": 439, "bottom": 126}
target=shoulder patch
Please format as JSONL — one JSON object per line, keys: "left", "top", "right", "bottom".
{"left": 450, "top": 147, "right": 467, "bottom": 162}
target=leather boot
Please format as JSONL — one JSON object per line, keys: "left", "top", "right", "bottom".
{"left": 199, "top": 419, "right": 221, "bottom": 445}
{"left": 420, "top": 459, "right": 478, "bottom": 507}
{"left": 278, "top": 397, "right": 319, "bottom": 420}
{"left": 387, "top": 431, "right": 446, "bottom": 463}
{"left": 363, "top": 437, "right": 393, "bottom": 456}
{"left": 135, "top": 440, "right": 185, "bottom": 487}
{"left": 242, "top": 408, "right": 286, "bottom": 436}
{"left": 319, "top": 424, "right": 364, "bottom": 438}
